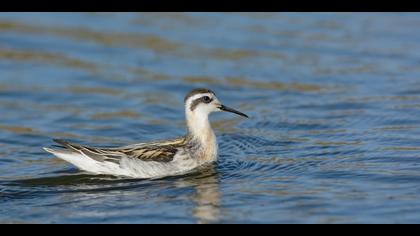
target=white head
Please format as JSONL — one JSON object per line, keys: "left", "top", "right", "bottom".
{"left": 184, "top": 88, "right": 248, "bottom": 137}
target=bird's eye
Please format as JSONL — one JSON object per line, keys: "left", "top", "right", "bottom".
{"left": 203, "top": 96, "right": 211, "bottom": 103}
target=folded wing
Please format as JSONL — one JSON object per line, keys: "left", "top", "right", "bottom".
{"left": 50, "top": 138, "right": 186, "bottom": 164}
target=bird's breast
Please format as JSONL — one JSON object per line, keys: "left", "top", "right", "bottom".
{"left": 199, "top": 130, "right": 217, "bottom": 163}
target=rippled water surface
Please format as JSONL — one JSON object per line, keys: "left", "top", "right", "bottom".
{"left": 2, "top": 13, "right": 420, "bottom": 223}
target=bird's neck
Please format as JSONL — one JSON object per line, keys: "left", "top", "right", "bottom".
{"left": 186, "top": 112, "right": 217, "bottom": 162}
{"left": 186, "top": 112, "right": 215, "bottom": 144}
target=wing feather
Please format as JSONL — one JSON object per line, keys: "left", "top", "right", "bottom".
{"left": 52, "top": 137, "right": 186, "bottom": 164}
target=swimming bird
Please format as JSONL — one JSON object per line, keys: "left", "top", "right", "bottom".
{"left": 43, "top": 88, "right": 248, "bottom": 178}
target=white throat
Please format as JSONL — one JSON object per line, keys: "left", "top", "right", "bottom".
{"left": 186, "top": 109, "right": 215, "bottom": 142}
{"left": 185, "top": 109, "right": 218, "bottom": 162}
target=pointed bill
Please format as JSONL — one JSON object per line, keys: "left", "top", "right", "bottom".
{"left": 219, "top": 105, "right": 249, "bottom": 118}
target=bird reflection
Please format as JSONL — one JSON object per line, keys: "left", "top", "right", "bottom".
{"left": 174, "top": 164, "right": 221, "bottom": 224}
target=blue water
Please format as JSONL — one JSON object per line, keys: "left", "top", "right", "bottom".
{"left": 1, "top": 13, "right": 420, "bottom": 223}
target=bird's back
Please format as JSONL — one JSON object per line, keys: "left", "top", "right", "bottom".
{"left": 43, "top": 137, "right": 198, "bottom": 178}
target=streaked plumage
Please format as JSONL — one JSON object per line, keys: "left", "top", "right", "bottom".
{"left": 44, "top": 88, "right": 248, "bottom": 178}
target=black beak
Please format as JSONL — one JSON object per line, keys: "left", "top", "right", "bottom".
{"left": 219, "top": 105, "right": 249, "bottom": 118}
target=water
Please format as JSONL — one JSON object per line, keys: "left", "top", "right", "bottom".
{"left": 1, "top": 13, "right": 420, "bottom": 223}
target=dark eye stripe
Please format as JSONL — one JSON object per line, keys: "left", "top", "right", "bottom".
{"left": 203, "top": 96, "right": 211, "bottom": 103}
{"left": 190, "top": 96, "right": 213, "bottom": 111}
{"left": 184, "top": 88, "right": 215, "bottom": 103}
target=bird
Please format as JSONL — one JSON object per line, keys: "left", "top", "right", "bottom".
{"left": 43, "top": 88, "right": 248, "bottom": 179}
